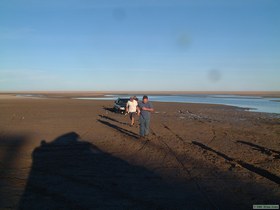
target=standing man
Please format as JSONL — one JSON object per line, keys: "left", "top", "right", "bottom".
{"left": 137, "top": 95, "right": 154, "bottom": 137}
{"left": 126, "top": 97, "right": 138, "bottom": 126}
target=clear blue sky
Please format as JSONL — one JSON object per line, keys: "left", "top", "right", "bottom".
{"left": 0, "top": 0, "right": 279, "bottom": 91}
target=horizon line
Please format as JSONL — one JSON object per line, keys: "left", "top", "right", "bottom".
{"left": 1, "top": 90, "right": 280, "bottom": 94}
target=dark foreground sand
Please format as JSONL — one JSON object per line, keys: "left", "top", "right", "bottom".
{"left": 0, "top": 96, "right": 279, "bottom": 209}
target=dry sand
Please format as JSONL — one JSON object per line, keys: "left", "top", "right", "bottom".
{"left": 0, "top": 95, "right": 279, "bottom": 209}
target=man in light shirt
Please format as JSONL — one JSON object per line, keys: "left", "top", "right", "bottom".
{"left": 126, "top": 96, "right": 138, "bottom": 126}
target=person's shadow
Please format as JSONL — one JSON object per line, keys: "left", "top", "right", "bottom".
{"left": 18, "top": 132, "right": 210, "bottom": 210}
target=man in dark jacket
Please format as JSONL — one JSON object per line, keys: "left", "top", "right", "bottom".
{"left": 137, "top": 95, "right": 154, "bottom": 137}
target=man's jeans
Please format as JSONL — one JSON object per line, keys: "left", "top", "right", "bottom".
{"left": 139, "top": 116, "right": 150, "bottom": 136}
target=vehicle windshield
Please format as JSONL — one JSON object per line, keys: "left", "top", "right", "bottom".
{"left": 118, "top": 99, "right": 129, "bottom": 104}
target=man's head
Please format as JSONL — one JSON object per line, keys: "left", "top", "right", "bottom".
{"left": 143, "top": 95, "right": 148, "bottom": 103}
{"left": 133, "top": 96, "right": 138, "bottom": 101}
{"left": 130, "top": 96, "right": 134, "bottom": 101}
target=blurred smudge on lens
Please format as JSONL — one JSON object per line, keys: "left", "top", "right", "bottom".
{"left": 112, "top": 8, "right": 126, "bottom": 21}
{"left": 208, "top": 69, "right": 222, "bottom": 83}
{"left": 176, "top": 33, "right": 191, "bottom": 50}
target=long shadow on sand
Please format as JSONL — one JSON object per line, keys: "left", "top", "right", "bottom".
{"left": 98, "top": 115, "right": 128, "bottom": 126}
{"left": 97, "top": 119, "right": 139, "bottom": 139}
{"left": 102, "top": 106, "right": 115, "bottom": 113}
{"left": 18, "top": 132, "right": 212, "bottom": 210}
{"left": 0, "top": 134, "right": 29, "bottom": 208}
{"left": 236, "top": 140, "right": 280, "bottom": 159}
{"left": 192, "top": 141, "right": 280, "bottom": 185}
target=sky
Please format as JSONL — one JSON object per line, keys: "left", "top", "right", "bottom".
{"left": 0, "top": 0, "right": 279, "bottom": 91}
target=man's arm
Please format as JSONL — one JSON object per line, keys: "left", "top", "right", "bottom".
{"left": 142, "top": 107, "right": 154, "bottom": 112}
{"left": 126, "top": 102, "right": 129, "bottom": 113}
{"left": 141, "top": 103, "right": 154, "bottom": 112}
{"left": 136, "top": 106, "right": 141, "bottom": 116}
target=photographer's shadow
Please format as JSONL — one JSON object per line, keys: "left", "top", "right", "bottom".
{"left": 18, "top": 132, "right": 206, "bottom": 210}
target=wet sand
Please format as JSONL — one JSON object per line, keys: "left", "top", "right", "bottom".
{"left": 0, "top": 95, "right": 279, "bottom": 209}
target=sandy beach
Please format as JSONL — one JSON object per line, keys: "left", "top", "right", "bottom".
{"left": 0, "top": 94, "right": 279, "bottom": 209}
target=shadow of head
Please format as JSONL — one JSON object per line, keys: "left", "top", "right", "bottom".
{"left": 41, "top": 132, "right": 79, "bottom": 145}
{"left": 34, "top": 132, "right": 101, "bottom": 163}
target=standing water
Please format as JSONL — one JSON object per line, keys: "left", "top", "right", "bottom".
{"left": 74, "top": 94, "right": 280, "bottom": 114}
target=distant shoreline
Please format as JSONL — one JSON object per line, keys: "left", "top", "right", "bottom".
{"left": 1, "top": 92, "right": 279, "bottom": 114}
{"left": 0, "top": 91, "right": 280, "bottom": 98}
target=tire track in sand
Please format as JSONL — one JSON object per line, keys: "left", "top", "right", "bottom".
{"left": 162, "top": 124, "right": 280, "bottom": 185}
